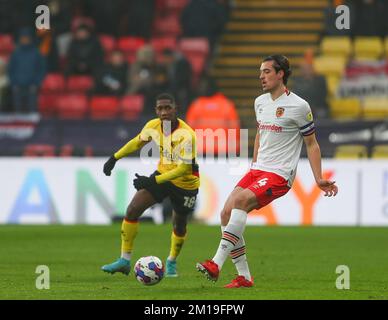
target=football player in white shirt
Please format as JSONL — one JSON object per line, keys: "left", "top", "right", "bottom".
{"left": 197, "top": 55, "right": 338, "bottom": 288}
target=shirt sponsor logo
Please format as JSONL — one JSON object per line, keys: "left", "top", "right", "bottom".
{"left": 162, "top": 149, "right": 179, "bottom": 161}
{"left": 258, "top": 122, "right": 283, "bottom": 133}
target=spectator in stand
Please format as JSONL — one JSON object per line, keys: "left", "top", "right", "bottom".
{"left": 94, "top": 49, "right": 128, "bottom": 96}
{"left": 71, "top": 0, "right": 96, "bottom": 30}
{"left": 36, "top": 28, "right": 60, "bottom": 72}
{"left": 186, "top": 77, "right": 240, "bottom": 156}
{"left": 181, "top": 0, "right": 229, "bottom": 48}
{"left": 66, "top": 24, "right": 104, "bottom": 76}
{"left": 49, "top": 0, "right": 72, "bottom": 35}
{"left": 0, "top": 57, "right": 10, "bottom": 112}
{"left": 292, "top": 62, "right": 329, "bottom": 119}
{"left": 7, "top": 27, "right": 46, "bottom": 114}
{"left": 128, "top": 45, "right": 166, "bottom": 113}
{"left": 161, "top": 49, "right": 192, "bottom": 114}
{"left": 47, "top": 0, "right": 73, "bottom": 60}
{"left": 56, "top": 15, "right": 96, "bottom": 68}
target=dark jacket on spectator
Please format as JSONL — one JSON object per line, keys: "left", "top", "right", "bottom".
{"left": 8, "top": 28, "right": 46, "bottom": 87}
{"left": 66, "top": 30, "right": 104, "bottom": 75}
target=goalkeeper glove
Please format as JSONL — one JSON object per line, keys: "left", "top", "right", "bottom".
{"left": 103, "top": 155, "right": 117, "bottom": 176}
{"left": 133, "top": 173, "right": 156, "bottom": 190}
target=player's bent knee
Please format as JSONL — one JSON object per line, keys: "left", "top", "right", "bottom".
{"left": 126, "top": 204, "right": 143, "bottom": 220}
{"left": 233, "top": 195, "right": 252, "bottom": 211}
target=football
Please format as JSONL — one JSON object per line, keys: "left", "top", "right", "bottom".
{"left": 134, "top": 256, "right": 165, "bottom": 285}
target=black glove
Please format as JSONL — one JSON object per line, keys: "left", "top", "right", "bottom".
{"left": 103, "top": 155, "right": 117, "bottom": 176}
{"left": 133, "top": 173, "right": 156, "bottom": 190}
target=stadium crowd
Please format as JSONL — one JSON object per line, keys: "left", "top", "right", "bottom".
{"left": 0, "top": 0, "right": 231, "bottom": 116}
{"left": 0, "top": 0, "right": 387, "bottom": 159}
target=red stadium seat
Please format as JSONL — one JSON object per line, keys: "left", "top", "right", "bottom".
{"left": 66, "top": 75, "right": 94, "bottom": 93}
{"left": 90, "top": 96, "right": 119, "bottom": 119}
{"left": 117, "top": 37, "right": 145, "bottom": 53}
{"left": 179, "top": 38, "right": 209, "bottom": 57}
{"left": 38, "top": 93, "right": 61, "bottom": 117}
{"left": 57, "top": 94, "right": 89, "bottom": 119}
{"left": 24, "top": 144, "right": 56, "bottom": 157}
{"left": 150, "top": 37, "right": 177, "bottom": 52}
{"left": 178, "top": 38, "right": 209, "bottom": 86}
{"left": 84, "top": 146, "right": 94, "bottom": 157}
{"left": 120, "top": 95, "right": 144, "bottom": 120}
{"left": 0, "top": 34, "right": 14, "bottom": 54}
{"left": 41, "top": 73, "right": 66, "bottom": 92}
{"left": 99, "top": 34, "right": 116, "bottom": 53}
{"left": 59, "top": 144, "right": 74, "bottom": 157}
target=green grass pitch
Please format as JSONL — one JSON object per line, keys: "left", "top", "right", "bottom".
{"left": 1, "top": 223, "right": 388, "bottom": 300}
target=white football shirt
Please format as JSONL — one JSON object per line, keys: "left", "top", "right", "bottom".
{"left": 251, "top": 90, "right": 315, "bottom": 186}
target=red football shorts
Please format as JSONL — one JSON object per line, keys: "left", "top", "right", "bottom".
{"left": 236, "top": 169, "right": 290, "bottom": 209}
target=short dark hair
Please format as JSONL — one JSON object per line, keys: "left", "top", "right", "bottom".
{"left": 156, "top": 93, "right": 176, "bottom": 105}
{"left": 263, "top": 55, "right": 292, "bottom": 85}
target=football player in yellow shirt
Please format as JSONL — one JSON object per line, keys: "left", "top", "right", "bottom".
{"left": 101, "top": 93, "right": 200, "bottom": 277}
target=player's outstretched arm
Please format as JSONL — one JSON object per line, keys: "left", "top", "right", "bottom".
{"left": 103, "top": 134, "right": 148, "bottom": 176}
{"left": 303, "top": 133, "right": 338, "bottom": 197}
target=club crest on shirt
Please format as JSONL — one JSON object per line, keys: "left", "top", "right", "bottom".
{"left": 276, "top": 107, "right": 285, "bottom": 118}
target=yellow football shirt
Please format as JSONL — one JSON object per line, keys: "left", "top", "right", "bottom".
{"left": 116, "top": 118, "right": 200, "bottom": 190}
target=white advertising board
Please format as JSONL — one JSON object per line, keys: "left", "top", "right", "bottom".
{"left": 0, "top": 158, "right": 387, "bottom": 226}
